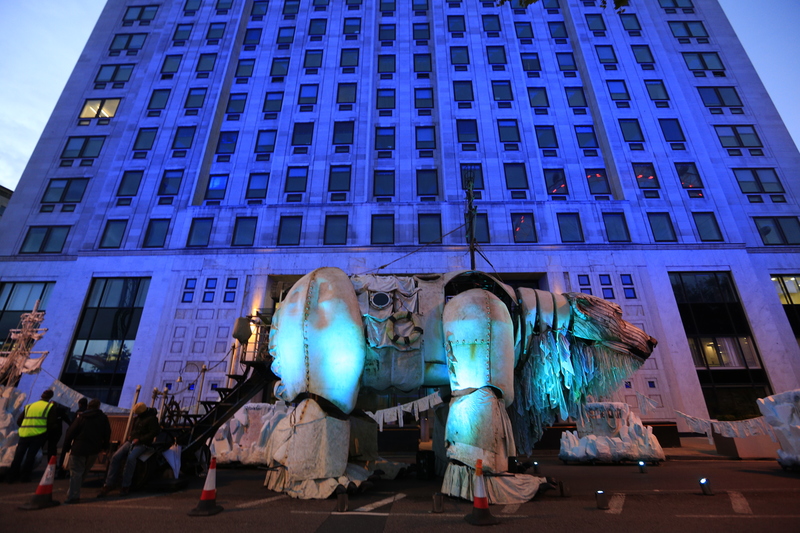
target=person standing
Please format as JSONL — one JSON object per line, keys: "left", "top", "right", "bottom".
{"left": 62, "top": 399, "right": 111, "bottom": 503}
{"left": 6, "top": 389, "right": 56, "bottom": 483}
{"left": 57, "top": 397, "right": 88, "bottom": 479}
{"left": 98, "top": 402, "right": 160, "bottom": 496}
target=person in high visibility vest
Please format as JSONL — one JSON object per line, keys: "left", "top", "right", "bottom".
{"left": 6, "top": 389, "right": 56, "bottom": 483}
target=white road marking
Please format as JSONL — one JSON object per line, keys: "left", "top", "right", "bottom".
{"left": 353, "top": 493, "right": 406, "bottom": 512}
{"left": 293, "top": 510, "right": 527, "bottom": 518}
{"left": 236, "top": 495, "right": 288, "bottom": 508}
{"left": 728, "top": 491, "right": 752, "bottom": 514}
{"left": 606, "top": 493, "right": 625, "bottom": 515}
{"left": 92, "top": 504, "right": 173, "bottom": 510}
{"left": 676, "top": 515, "right": 800, "bottom": 519}
{"left": 501, "top": 503, "right": 520, "bottom": 514}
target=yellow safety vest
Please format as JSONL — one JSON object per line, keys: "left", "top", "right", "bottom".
{"left": 19, "top": 400, "right": 53, "bottom": 438}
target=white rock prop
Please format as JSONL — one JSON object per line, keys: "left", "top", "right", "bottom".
{"left": 559, "top": 402, "right": 665, "bottom": 463}
{"left": 757, "top": 389, "right": 800, "bottom": 469}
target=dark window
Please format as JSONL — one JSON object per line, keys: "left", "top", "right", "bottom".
{"left": 633, "top": 163, "right": 660, "bottom": 189}
{"left": 378, "top": 24, "right": 396, "bottom": 40}
{"left": 669, "top": 21, "right": 708, "bottom": 38}
{"left": 309, "top": 18, "right": 327, "bottom": 35}
{"left": 648, "top": 213, "right": 678, "bottom": 242}
{"left": 482, "top": 15, "right": 501, "bottom": 32}
{"left": 659, "top": 118, "right": 686, "bottom": 142}
{"left": 544, "top": 169, "right": 568, "bottom": 195}
{"left": 161, "top": 54, "right": 182, "bottom": 74}
{"left": 416, "top": 169, "right": 438, "bottom": 195}
{"left": 143, "top": 219, "right": 169, "bottom": 248}
{"left": 371, "top": 215, "right": 394, "bottom": 244}
{"left": 491, "top": 81, "right": 513, "bottom": 101}
{"left": 682, "top": 52, "right": 723, "bottom": 70}
{"left": 337, "top": 83, "right": 357, "bottom": 103}
{"left": 232, "top": 217, "right": 257, "bottom": 246}
{"left": 498, "top": 120, "right": 520, "bottom": 143}
{"left": 486, "top": 46, "right": 507, "bottom": 64}
{"left": 448, "top": 16, "right": 466, "bottom": 32}
{"left": 528, "top": 87, "right": 548, "bottom": 107}
{"left": 413, "top": 23, "right": 430, "bottom": 39}
{"left": 291, "top": 122, "right": 314, "bottom": 145}
{"left": 148, "top": 89, "right": 170, "bottom": 110}
{"left": 676, "top": 162, "right": 704, "bottom": 189}
{"left": 469, "top": 213, "right": 490, "bottom": 244}
{"left": 124, "top": 5, "right": 158, "bottom": 22}
{"left": 607, "top": 80, "right": 629, "bottom": 100}
{"left": 328, "top": 166, "right": 351, "bottom": 192}
{"left": 226, "top": 93, "right": 247, "bottom": 113}
{"left": 374, "top": 170, "right": 395, "bottom": 196}
{"left": 110, "top": 33, "right": 147, "bottom": 52}
{"left": 375, "top": 127, "right": 395, "bottom": 150}
{"left": 733, "top": 168, "right": 783, "bottom": 193}
{"left": 602, "top": 213, "right": 631, "bottom": 242}
{"left": 341, "top": 48, "right": 360, "bottom": 67}
{"left": 343, "top": 18, "right": 361, "bottom": 35}
{"left": 453, "top": 81, "right": 474, "bottom": 101}
{"left": 575, "top": 126, "right": 598, "bottom": 148}
{"left": 185, "top": 88, "right": 207, "bottom": 108}
{"left": 298, "top": 84, "right": 319, "bottom": 104}
{"left": 632, "top": 45, "right": 655, "bottom": 64}
{"left": 557, "top": 213, "right": 584, "bottom": 242}
{"left": 504, "top": 163, "right": 528, "bottom": 189}
{"left": 324, "top": 215, "right": 348, "bottom": 245}
{"left": 158, "top": 170, "right": 183, "bottom": 195}
{"left": 619, "top": 119, "right": 644, "bottom": 142}
{"left": 285, "top": 167, "right": 308, "bottom": 192}
{"left": 511, "top": 213, "right": 536, "bottom": 243}
{"left": 333, "top": 122, "right": 355, "bottom": 144}
{"left": 116, "top": 172, "right": 142, "bottom": 197}
{"left": 416, "top": 127, "right": 436, "bottom": 149}
{"left": 263, "top": 92, "right": 284, "bottom": 112}
{"left": 755, "top": 217, "right": 800, "bottom": 245}
{"left": 378, "top": 54, "right": 395, "bottom": 73}
{"left": 645, "top": 80, "right": 669, "bottom": 100}
{"left": 585, "top": 14, "right": 605, "bottom": 31}
{"left": 277, "top": 216, "right": 302, "bottom": 246}
{"left": 415, "top": 87, "right": 434, "bottom": 108}
{"left": 620, "top": 14, "right": 641, "bottom": 31}
{"left": 596, "top": 45, "right": 617, "bottom": 63}
{"left": 207, "top": 22, "right": 226, "bottom": 39}
{"left": 461, "top": 164, "right": 484, "bottom": 190}
{"left": 565, "top": 87, "right": 587, "bottom": 107}
{"left": 414, "top": 54, "right": 432, "bottom": 73}
{"left": 246, "top": 173, "right": 268, "bottom": 199}
{"left": 99, "top": 220, "right": 127, "bottom": 249}
{"left": 61, "top": 136, "right": 105, "bottom": 159}
{"left": 548, "top": 21, "right": 567, "bottom": 38}
{"left": 96, "top": 64, "right": 134, "bottom": 83}
{"left": 697, "top": 87, "right": 742, "bottom": 107}
{"left": 535, "top": 126, "right": 557, "bottom": 148}
{"left": 196, "top": 53, "right": 217, "bottom": 72}
{"left": 20, "top": 227, "right": 70, "bottom": 254}
{"left": 515, "top": 22, "right": 534, "bottom": 38}
{"left": 172, "top": 126, "right": 196, "bottom": 149}
{"left": 244, "top": 27, "right": 262, "bottom": 44}
{"left": 456, "top": 120, "right": 479, "bottom": 143}
{"left": 418, "top": 214, "right": 442, "bottom": 244}
{"left": 586, "top": 169, "right": 611, "bottom": 194}
{"left": 556, "top": 53, "right": 576, "bottom": 71}
{"left": 715, "top": 125, "right": 762, "bottom": 148}
{"left": 450, "top": 46, "right": 470, "bottom": 65}
{"left": 276, "top": 27, "right": 295, "bottom": 44}
{"left": 43, "top": 178, "right": 89, "bottom": 204}
{"left": 693, "top": 212, "right": 723, "bottom": 242}
{"left": 304, "top": 50, "right": 323, "bottom": 68}
{"left": 215, "top": 131, "right": 238, "bottom": 154}
{"left": 255, "top": 130, "right": 276, "bottom": 153}
{"left": 269, "top": 58, "right": 288, "bottom": 77}
{"left": 187, "top": 218, "right": 213, "bottom": 247}
{"left": 520, "top": 53, "right": 541, "bottom": 71}
{"left": 133, "top": 128, "right": 157, "bottom": 150}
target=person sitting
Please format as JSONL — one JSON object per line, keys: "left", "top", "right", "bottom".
{"left": 97, "top": 402, "right": 160, "bottom": 496}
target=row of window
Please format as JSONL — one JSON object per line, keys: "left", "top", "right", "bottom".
{"left": 22, "top": 214, "right": 800, "bottom": 254}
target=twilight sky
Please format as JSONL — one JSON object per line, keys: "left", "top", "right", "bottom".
{"left": 0, "top": 0, "right": 797, "bottom": 191}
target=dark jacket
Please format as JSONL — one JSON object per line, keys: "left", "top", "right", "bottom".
{"left": 130, "top": 408, "right": 160, "bottom": 446}
{"left": 64, "top": 408, "right": 111, "bottom": 457}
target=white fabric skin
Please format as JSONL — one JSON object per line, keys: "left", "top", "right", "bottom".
{"left": 758, "top": 389, "right": 800, "bottom": 467}
{"left": 441, "top": 463, "right": 547, "bottom": 504}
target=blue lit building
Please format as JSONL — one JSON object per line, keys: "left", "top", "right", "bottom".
{"left": 1, "top": 0, "right": 799, "bottom": 432}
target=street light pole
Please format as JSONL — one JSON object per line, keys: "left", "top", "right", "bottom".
{"left": 464, "top": 165, "right": 478, "bottom": 271}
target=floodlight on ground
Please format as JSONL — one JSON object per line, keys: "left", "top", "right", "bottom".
{"left": 699, "top": 477, "right": 713, "bottom": 496}
{"left": 638, "top": 460, "right": 647, "bottom": 473}
{"left": 533, "top": 461, "right": 540, "bottom": 474}
{"left": 596, "top": 490, "right": 610, "bottom": 510}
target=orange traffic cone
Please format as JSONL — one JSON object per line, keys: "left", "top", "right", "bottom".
{"left": 188, "top": 456, "right": 224, "bottom": 516}
{"left": 464, "top": 459, "right": 500, "bottom": 526}
{"left": 18, "top": 456, "right": 60, "bottom": 511}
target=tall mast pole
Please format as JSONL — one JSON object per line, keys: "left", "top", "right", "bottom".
{"left": 464, "top": 165, "right": 477, "bottom": 271}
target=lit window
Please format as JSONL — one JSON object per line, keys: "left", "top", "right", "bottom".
{"left": 80, "top": 98, "right": 121, "bottom": 119}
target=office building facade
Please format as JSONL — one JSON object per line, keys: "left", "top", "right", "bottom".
{"left": 1, "top": 0, "right": 799, "bottom": 431}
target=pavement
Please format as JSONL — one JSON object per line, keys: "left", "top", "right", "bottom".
{"left": 1, "top": 438, "right": 798, "bottom": 533}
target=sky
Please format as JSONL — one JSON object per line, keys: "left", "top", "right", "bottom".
{"left": 0, "top": 0, "right": 797, "bottom": 191}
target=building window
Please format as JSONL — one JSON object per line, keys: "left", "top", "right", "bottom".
{"left": 291, "top": 122, "right": 314, "bottom": 145}
{"left": 556, "top": 53, "right": 576, "bottom": 71}
{"left": 277, "top": 27, "right": 295, "bottom": 44}
{"left": 633, "top": 163, "right": 659, "bottom": 189}
{"left": 585, "top": 14, "right": 606, "bottom": 31}
{"left": 586, "top": 169, "right": 611, "bottom": 195}
{"left": 491, "top": 81, "right": 513, "bottom": 101}
{"left": 375, "top": 127, "right": 395, "bottom": 150}
{"left": 631, "top": 45, "right": 655, "bottom": 64}
{"left": 535, "top": 126, "right": 557, "bottom": 148}
{"left": 528, "top": 87, "right": 548, "bottom": 107}
{"left": 575, "top": 126, "right": 598, "bottom": 148}
{"left": 414, "top": 54, "right": 432, "bottom": 73}
{"left": 453, "top": 81, "right": 474, "bottom": 102}
{"left": 283, "top": 0, "right": 300, "bottom": 14}
{"left": 142, "top": 219, "right": 169, "bottom": 248}
{"left": 185, "top": 88, "right": 207, "bottom": 108}
{"left": 123, "top": 5, "right": 158, "bottom": 23}
{"left": 61, "top": 277, "right": 150, "bottom": 405}
{"left": 298, "top": 84, "right": 319, "bottom": 104}
{"left": 660, "top": 0, "right": 694, "bottom": 7}
{"left": 341, "top": 48, "right": 359, "bottom": 67}
{"left": 232, "top": 217, "right": 257, "bottom": 246}
{"left": 620, "top": 14, "right": 641, "bottom": 31}
{"left": 215, "top": 132, "right": 238, "bottom": 154}
{"left": 371, "top": 214, "right": 394, "bottom": 244}
{"left": 497, "top": 120, "right": 520, "bottom": 143}
{"left": 619, "top": 119, "right": 644, "bottom": 142}
{"left": 754, "top": 217, "right": 800, "bottom": 245}
{"left": 682, "top": 52, "right": 723, "bottom": 71}
{"left": 544, "top": 169, "right": 568, "bottom": 195}
{"left": 333, "top": 122, "right": 355, "bottom": 145}
{"left": 110, "top": 33, "right": 146, "bottom": 52}
{"left": 548, "top": 21, "right": 567, "bottom": 38}
{"left": 304, "top": 50, "right": 323, "bottom": 68}
{"left": 486, "top": 46, "right": 507, "bottom": 65}
{"left": 676, "top": 162, "right": 703, "bottom": 189}
{"left": 378, "top": 24, "right": 396, "bottom": 40}
{"left": 99, "top": 220, "right": 127, "bottom": 249}
{"left": 659, "top": 118, "right": 686, "bottom": 142}
{"left": 328, "top": 166, "right": 351, "bottom": 192}
{"left": 515, "top": 22, "right": 534, "bottom": 38}
{"left": 413, "top": 23, "right": 430, "bottom": 40}
{"left": 602, "top": 213, "right": 631, "bottom": 242}
{"left": 416, "top": 169, "right": 438, "bottom": 196}
{"left": 733, "top": 168, "right": 783, "bottom": 193}
{"left": 377, "top": 54, "right": 395, "bottom": 73}
{"left": 596, "top": 45, "right": 617, "bottom": 63}
{"left": 418, "top": 214, "right": 442, "bottom": 244}
{"left": 648, "top": 213, "right": 677, "bottom": 242}
{"left": 482, "top": 14, "right": 501, "bottom": 32}
{"left": 226, "top": 93, "right": 247, "bottom": 113}
{"left": 669, "top": 21, "right": 708, "bottom": 38}
{"left": 415, "top": 88, "right": 434, "bottom": 108}
{"left": 467, "top": 213, "right": 490, "bottom": 243}
{"left": 697, "top": 87, "right": 742, "bottom": 107}
{"left": 80, "top": 98, "right": 121, "bottom": 119}
{"left": 207, "top": 22, "right": 225, "bottom": 40}
{"left": 263, "top": 92, "right": 284, "bottom": 112}
{"left": 116, "top": 171, "right": 142, "bottom": 198}
{"left": 324, "top": 215, "right": 348, "bottom": 245}
{"left": 693, "top": 212, "right": 723, "bottom": 242}
{"left": 715, "top": 125, "right": 762, "bottom": 148}
{"left": 645, "top": 80, "right": 669, "bottom": 100}
{"left": 343, "top": 18, "right": 361, "bottom": 35}
{"left": 205, "top": 175, "right": 228, "bottom": 200}
{"left": 520, "top": 53, "right": 541, "bottom": 72}
{"left": 148, "top": 89, "right": 170, "bottom": 111}
{"left": 238, "top": 58, "right": 257, "bottom": 77}
{"left": 133, "top": 128, "right": 157, "bottom": 151}
{"left": 557, "top": 213, "right": 584, "bottom": 243}
{"left": 511, "top": 213, "right": 536, "bottom": 243}
{"left": 158, "top": 169, "right": 183, "bottom": 196}
{"left": 416, "top": 127, "right": 436, "bottom": 149}
{"left": 456, "top": 120, "right": 479, "bottom": 143}
{"left": 461, "top": 164, "right": 484, "bottom": 190}
{"left": 285, "top": 167, "right": 308, "bottom": 193}
{"left": 337, "top": 83, "right": 357, "bottom": 103}
{"left": 448, "top": 16, "right": 466, "bottom": 33}
{"left": 161, "top": 54, "right": 182, "bottom": 75}
{"left": 772, "top": 275, "right": 800, "bottom": 343}
{"left": 96, "top": 64, "right": 134, "bottom": 84}
{"left": 62, "top": 136, "right": 105, "bottom": 159}
{"left": 244, "top": 27, "right": 262, "bottom": 45}
{"left": 255, "top": 130, "right": 276, "bottom": 153}
{"left": 20, "top": 227, "right": 70, "bottom": 254}
{"left": 607, "top": 80, "right": 629, "bottom": 101}
{"left": 246, "top": 173, "right": 269, "bottom": 199}
{"left": 565, "top": 87, "right": 587, "bottom": 107}
{"left": 172, "top": 126, "right": 196, "bottom": 149}
{"left": 187, "top": 218, "right": 213, "bottom": 247}
{"left": 374, "top": 170, "right": 395, "bottom": 197}
{"left": 504, "top": 163, "right": 528, "bottom": 189}
{"left": 42, "top": 178, "right": 89, "bottom": 203}
{"left": 277, "top": 216, "right": 302, "bottom": 246}
{"left": 450, "top": 46, "right": 470, "bottom": 65}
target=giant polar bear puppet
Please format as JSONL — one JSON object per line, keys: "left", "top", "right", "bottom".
{"left": 264, "top": 267, "right": 656, "bottom": 501}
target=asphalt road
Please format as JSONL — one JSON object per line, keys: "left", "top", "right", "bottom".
{"left": 1, "top": 457, "right": 798, "bottom": 533}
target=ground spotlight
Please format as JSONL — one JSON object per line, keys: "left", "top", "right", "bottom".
{"left": 533, "top": 461, "right": 540, "bottom": 475}
{"left": 596, "top": 490, "right": 610, "bottom": 510}
{"left": 699, "top": 477, "right": 713, "bottom": 496}
{"left": 638, "top": 460, "right": 647, "bottom": 473}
